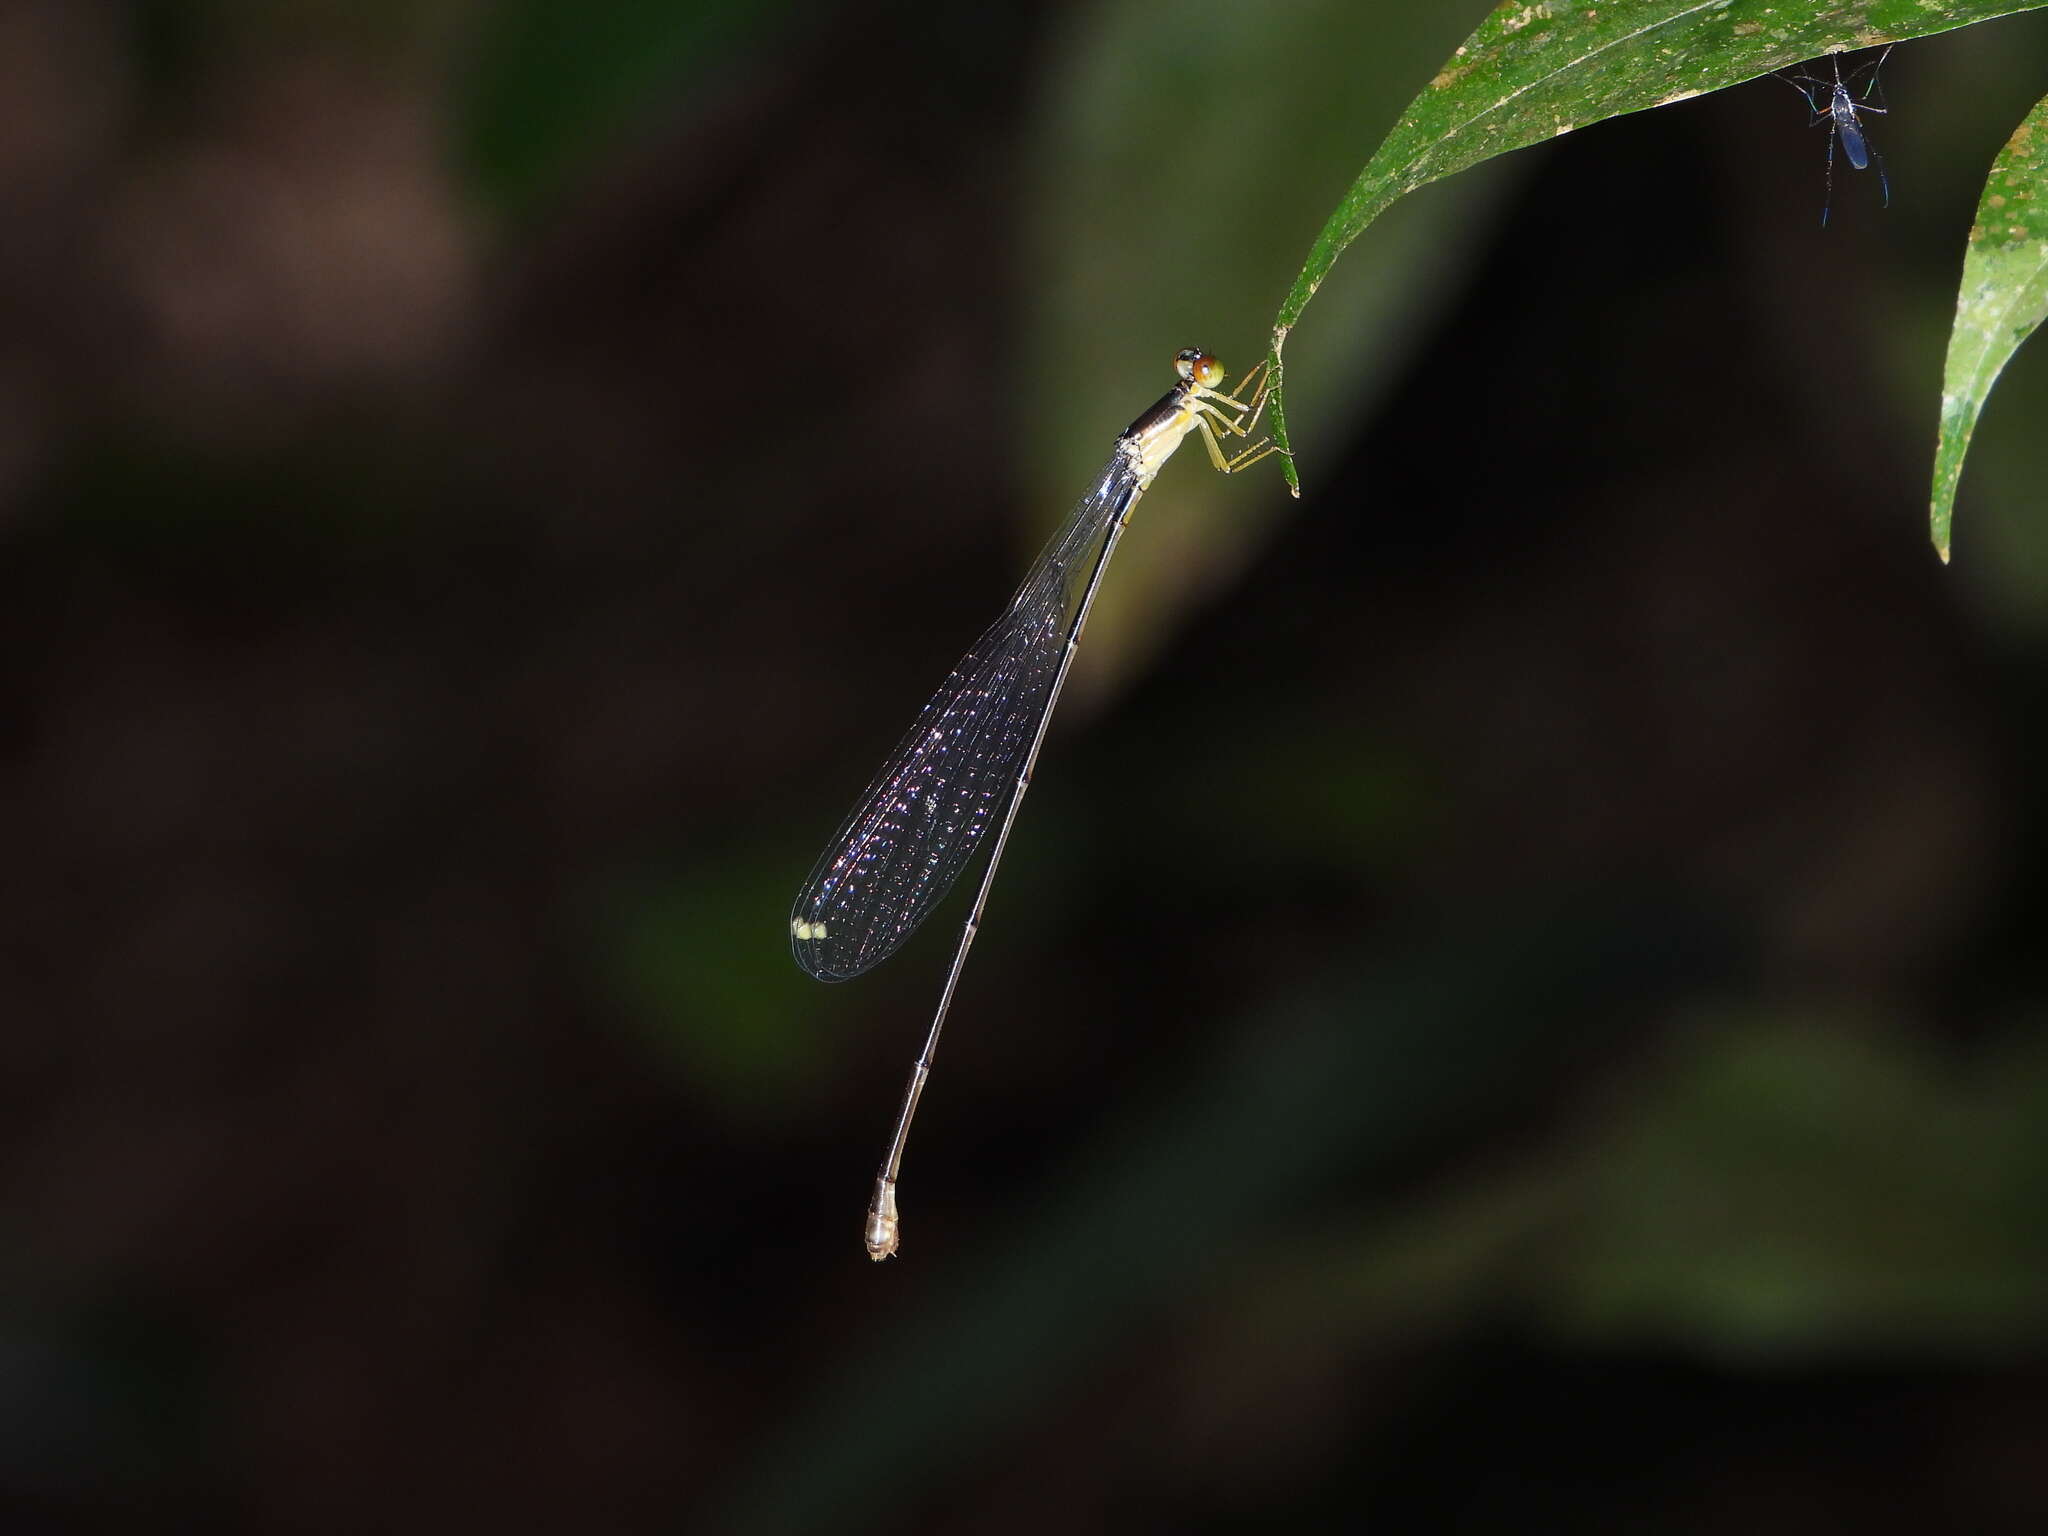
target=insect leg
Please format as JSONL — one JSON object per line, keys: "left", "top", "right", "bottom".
{"left": 1821, "top": 121, "right": 1837, "bottom": 228}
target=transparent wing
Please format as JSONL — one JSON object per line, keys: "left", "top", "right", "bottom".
{"left": 1839, "top": 119, "right": 1870, "bottom": 170}
{"left": 791, "top": 452, "right": 1140, "bottom": 981}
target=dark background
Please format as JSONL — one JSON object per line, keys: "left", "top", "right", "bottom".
{"left": 3, "top": 1, "right": 2046, "bottom": 1531}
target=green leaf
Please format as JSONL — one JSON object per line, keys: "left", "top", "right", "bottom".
{"left": 1931, "top": 92, "right": 2048, "bottom": 561}
{"left": 1261, "top": 0, "right": 2048, "bottom": 493}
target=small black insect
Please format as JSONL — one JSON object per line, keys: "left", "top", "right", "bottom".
{"left": 1779, "top": 44, "right": 1894, "bottom": 228}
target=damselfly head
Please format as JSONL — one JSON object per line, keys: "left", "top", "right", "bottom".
{"left": 1173, "top": 348, "right": 1225, "bottom": 390}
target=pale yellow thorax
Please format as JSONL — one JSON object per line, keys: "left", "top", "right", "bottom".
{"left": 1125, "top": 385, "right": 1244, "bottom": 489}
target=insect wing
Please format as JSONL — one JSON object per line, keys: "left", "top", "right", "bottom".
{"left": 791, "top": 454, "right": 1139, "bottom": 980}
{"left": 1838, "top": 115, "right": 1870, "bottom": 170}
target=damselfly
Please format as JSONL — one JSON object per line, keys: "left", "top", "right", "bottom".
{"left": 791, "top": 349, "right": 1283, "bottom": 1259}
{"left": 1780, "top": 45, "right": 1892, "bottom": 228}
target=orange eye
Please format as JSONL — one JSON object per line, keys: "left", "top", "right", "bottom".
{"left": 1174, "top": 348, "right": 1221, "bottom": 386}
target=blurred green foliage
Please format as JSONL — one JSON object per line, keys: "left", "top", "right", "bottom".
{"left": 1548, "top": 1017, "right": 2048, "bottom": 1353}
{"left": 460, "top": 0, "right": 816, "bottom": 217}
{"left": 597, "top": 856, "right": 834, "bottom": 1115}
